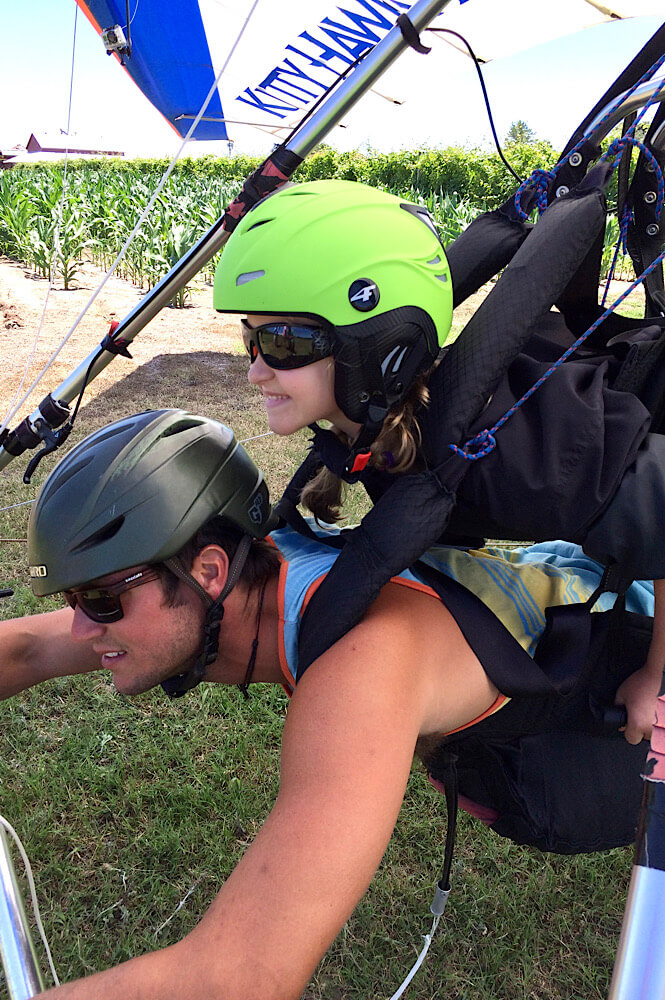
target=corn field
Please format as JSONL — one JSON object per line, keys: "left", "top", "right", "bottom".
{"left": 0, "top": 148, "right": 634, "bottom": 301}
{"left": 0, "top": 163, "right": 240, "bottom": 299}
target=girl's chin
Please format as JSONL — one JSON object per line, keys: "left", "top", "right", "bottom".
{"left": 266, "top": 414, "right": 304, "bottom": 436}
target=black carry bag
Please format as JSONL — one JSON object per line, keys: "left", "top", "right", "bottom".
{"left": 424, "top": 597, "right": 653, "bottom": 854}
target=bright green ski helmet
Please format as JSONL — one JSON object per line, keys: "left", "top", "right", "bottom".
{"left": 28, "top": 409, "right": 276, "bottom": 597}
{"left": 214, "top": 180, "right": 453, "bottom": 444}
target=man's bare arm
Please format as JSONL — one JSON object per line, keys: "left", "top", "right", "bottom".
{"left": 0, "top": 608, "right": 100, "bottom": 699}
{"left": 39, "top": 584, "right": 495, "bottom": 1000}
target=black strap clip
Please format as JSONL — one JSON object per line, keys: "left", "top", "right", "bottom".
{"left": 100, "top": 333, "right": 133, "bottom": 359}
{"left": 22, "top": 418, "right": 73, "bottom": 485}
{"left": 396, "top": 13, "right": 431, "bottom": 54}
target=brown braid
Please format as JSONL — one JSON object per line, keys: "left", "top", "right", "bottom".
{"left": 301, "top": 374, "right": 430, "bottom": 523}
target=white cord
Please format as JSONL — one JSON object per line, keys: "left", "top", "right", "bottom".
{"left": 0, "top": 500, "right": 35, "bottom": 513}
{"left": 0, "top": 813, "right": 60, "bottom": 987}
{"left": 3, "top": 0, "right": 262, "bottom": 430}
{"left": 387, "top": 913, "right": 441, "bottom": 1000}
{"left": 239, "top": 430, "right": 274, "bottom": 444}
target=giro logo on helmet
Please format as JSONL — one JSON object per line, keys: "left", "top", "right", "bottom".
{"left": 29, "top": 565, "right": 48, "bottom": 578}
{"left": 248, "top": 494, "right": 265, "bottom": 525}
{"left": 348, "top": 279, "right": 380, "bottom": 312}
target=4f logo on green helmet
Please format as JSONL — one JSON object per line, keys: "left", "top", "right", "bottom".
{"left": 348, "top": 279, "right": 379, "bottom": 312}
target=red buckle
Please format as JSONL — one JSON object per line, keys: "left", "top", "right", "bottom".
{"left": 349, "top": 450, "right": 372, "bottom": 474}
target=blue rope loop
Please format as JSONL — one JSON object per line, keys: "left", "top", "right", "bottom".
{"left": 513, "top": 52, "right": 665, "bottom": 223}
{"left": 449, "top": 429, "right": 497, "bottom": 461}
{"left": 603, "top": 135, "right": 665, "bottom": 217}
{"left": 514, "top": 168, "right": 556, "bottom": 220}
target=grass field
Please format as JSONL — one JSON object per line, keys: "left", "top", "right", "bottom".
{"left": 0, "top": 259, "right": 649, "bottom": 998}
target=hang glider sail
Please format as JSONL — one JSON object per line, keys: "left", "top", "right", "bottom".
{"left": 75, "top": 0, "right": 665, "bottom": 147}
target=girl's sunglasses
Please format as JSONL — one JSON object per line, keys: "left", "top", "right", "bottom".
{"left": 64, "top": 567, "right": 161, "bottom": 623}
{"left": 241, "top": 318, "right": 332, "bottom": 370}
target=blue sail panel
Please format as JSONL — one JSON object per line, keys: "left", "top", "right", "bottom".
{"left": 76, "top": 0, "right": 229, "bottom": 140}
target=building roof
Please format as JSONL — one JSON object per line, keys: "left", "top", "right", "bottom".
{"left": 26, "top": 131, "right": 124, "bottom": 156}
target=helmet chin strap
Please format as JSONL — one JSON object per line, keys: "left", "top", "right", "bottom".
{"left": 308, "top": 406, "right": 386, "bottom": 483}
{"left": 160, "top": 534, "right": 253, "bottom": 699}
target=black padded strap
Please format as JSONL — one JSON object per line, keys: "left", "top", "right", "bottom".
{"left": 423, "top": 165, "right": 612, "bottom": 461}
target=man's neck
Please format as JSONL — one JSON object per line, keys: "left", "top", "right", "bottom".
{"left": 206, "top": 575, "right": 284, "bottom": 687}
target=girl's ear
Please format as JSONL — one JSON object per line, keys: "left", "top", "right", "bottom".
{"left": 189, "top": 545, "right": 230, "bottom": 601}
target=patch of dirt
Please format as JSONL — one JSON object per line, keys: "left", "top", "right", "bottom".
{"left": 0, "top": 256, "right": 244, "bottom": 431}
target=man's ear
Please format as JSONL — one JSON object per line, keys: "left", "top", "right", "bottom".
{"left": 189, "top": 545, "right": 230, "bottom": 601}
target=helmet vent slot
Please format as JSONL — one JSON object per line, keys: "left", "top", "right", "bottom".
{"left": 236, "top": 270, "right": 265, "bottom": 286}
{"left": 39, "top": 455, "right": 94, "bottom": 505}
{"left": 246, "top": 219, "right": 272, "bottom": 232}
{"left": 73, "top": 515, "right": 125, "bottom": 553}
{"left": 160, "top": 417, "right": 203, "bottom": 438}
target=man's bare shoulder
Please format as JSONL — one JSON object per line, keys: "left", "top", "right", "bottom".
{"left": 294, "top": 579, "right": 498, "bottom": 740}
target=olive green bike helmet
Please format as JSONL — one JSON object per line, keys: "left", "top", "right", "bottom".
{"left": 28, "top": 409, "right": 277, "bottom": 697}
{"left": 214, "top": 180, "right": 453, "bottom": 459}
{"left": 28, "top": 409, "right": 275, "bottom": 596}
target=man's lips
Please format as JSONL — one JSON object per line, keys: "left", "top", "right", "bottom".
{"left": 96, "top": 650, "right": 127, "bottom": 666}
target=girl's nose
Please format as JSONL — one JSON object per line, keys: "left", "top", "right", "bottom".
{"left": 247, "top": 351, "right": 274, "bottom": 384}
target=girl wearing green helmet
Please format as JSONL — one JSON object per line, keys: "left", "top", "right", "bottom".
{"left": 214, "top": 179, "right": 453, "bottom": 521}
{"left": 214, "top": 179, "right": 665, "bottom": 752}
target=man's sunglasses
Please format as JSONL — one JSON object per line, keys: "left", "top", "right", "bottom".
{"left": 241, "top": 318, "right": 333, "bottom": 370}
{"left": 64, "top": 567, "right": 161, "bottom": 623}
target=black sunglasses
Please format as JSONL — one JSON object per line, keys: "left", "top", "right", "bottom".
{"left": 241, "top": 318, "right": 333, "bottom": 370}
{"left": 64, "top": 567, "right": 161, "bottom": 623}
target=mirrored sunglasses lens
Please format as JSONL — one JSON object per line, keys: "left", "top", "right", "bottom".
{"left": 259, "top": 325, "right": 327, "bottom": 368}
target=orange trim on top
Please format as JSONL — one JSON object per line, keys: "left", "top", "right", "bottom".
{"left": 300, "top": 572, "right": 440, "bottom": 614}
{"left": 443, "top": 693, "right": 510, "bottom": 736}
{"left": 75, "top": 1, "right": 103, "bottom": 35}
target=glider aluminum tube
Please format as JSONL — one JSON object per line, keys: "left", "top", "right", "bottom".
{"left": 0, "top": 213, "right": 231, "bottom": 465}
{"left": 0, "top": 826, "right": 45, "bottom": 999}
{"left": 608, "top": 861, "right": 665, "bottom": 999}
{"left": 286, "top": 0, "right": 454, "bottom": 160}
{"left": 585, "top": 79, "right": 665, "bottom": 149}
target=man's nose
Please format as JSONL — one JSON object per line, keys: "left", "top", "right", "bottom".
{"left": 70, "top": 604, "right": 106, "bottom": 641}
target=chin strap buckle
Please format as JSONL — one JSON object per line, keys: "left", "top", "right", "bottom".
{"left": 345, "top": 449, "right": 372, "bottom": 475}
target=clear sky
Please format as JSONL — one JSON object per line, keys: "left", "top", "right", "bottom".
{"left": 2, "top": 2, "right": 663, "bottom": 158}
